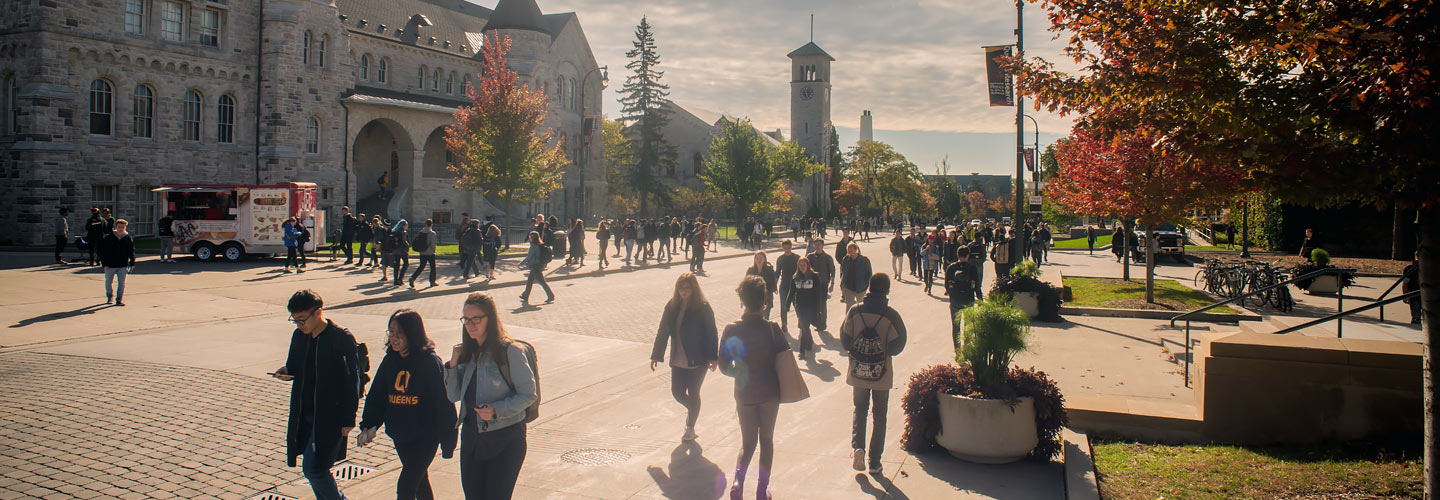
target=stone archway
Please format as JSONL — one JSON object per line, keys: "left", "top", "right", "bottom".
{"left": 352, "top": 118, "right": 414, "bottom": 217}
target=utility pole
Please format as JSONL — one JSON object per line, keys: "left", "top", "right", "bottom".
{"left": 1014, "top": 0, "right": 1025, "bottom": 227}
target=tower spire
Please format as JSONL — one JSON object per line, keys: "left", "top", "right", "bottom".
{"left": 810, "top": 14, "right": 814, "bottom": 42}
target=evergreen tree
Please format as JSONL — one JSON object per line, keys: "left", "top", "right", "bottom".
{"left": 617, "top": 16, "right": 677, "bottom": 215}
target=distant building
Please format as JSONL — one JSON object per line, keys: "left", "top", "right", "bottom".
{"left": 927, "top": 173, "right": 1013, "bottom": 200}
{"left": 859, "top": 110, "right": 873, "bottom": 143}
{"left": 637, "top": 101, "right": 782, "bottom": 191}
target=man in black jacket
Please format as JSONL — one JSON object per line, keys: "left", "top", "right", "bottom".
{"left": 807, "top": 238, "right": 837, "bottom": 330}
{"left": 340, "top": 206, "right": 357, "bottom": 265}
{"left": 273, "top": 290, "right": 364, "bottom": 500}
{"left": 944, "top": 252, "right": 983, "bottom": 351}
{"left": 85, "top": 208, "right": 105, "bottom": 266}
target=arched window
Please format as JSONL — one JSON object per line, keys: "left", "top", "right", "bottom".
{"left": 5, "top": 75, "right": 18, "bottom": 134}
{"left": 432, "top": 68, "right": 440, "bottom": 91}
{"left": 418, "top": 65, "right": 426, "bottom": 89}
{"left": 217, "top": 94, "right": 235, "bottom": 144}
{"left": 446, "top": 71, "right": 455, "bottom": 94}
{"left": 306, "top": 117, "right": 320, "bottom": 154}
{"left": 302, "top": 31, "right": 311, "bottom": 64}
{"left": 556, "top": 77, "right": 564, "bottom": 100}
{"left": 132, "top": 85, "right": 153, "bottom": 138}
{"left": 378, "top": 58, "right": 388, "bottom": 83}
{"left": 318, "top": 34, "right": 328, "bottom": 67}
{"left": 89, "top": 80, "right": 113, "bottom": 136}
{"left": 462, "top": 75, "right": 471, "bottom": 94}
{"left": 569, "top": 78, "right": 577, "bottom": 111}
{"left": 360, "top": 55, "right": 370, "bottom": 80}
{"left": 182, "top": 90, "right": 202, "bottom": 142}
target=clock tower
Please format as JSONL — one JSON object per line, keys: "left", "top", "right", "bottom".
{"left": 789, "top": 40, "right": 835, "bottom": 215}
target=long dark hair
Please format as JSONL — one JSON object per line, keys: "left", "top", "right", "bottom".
{"left": 459, "top": 292, "right": 512, "bottom": 363}
{"left": 388, "top": 309, "right": 435, "bottom": 354}
{"left": 669, "top": 272, "right": 709, "bottom": 311}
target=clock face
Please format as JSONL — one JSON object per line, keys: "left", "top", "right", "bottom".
{"left": 800, "top": 86, "right": 814, "bottom": 101}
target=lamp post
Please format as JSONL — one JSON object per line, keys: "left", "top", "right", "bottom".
{"left": 1013, "top": 0, "right": 1025, "bottom": 227}
{"left": 578, "top": 65, "right": 608, "bottom": 221}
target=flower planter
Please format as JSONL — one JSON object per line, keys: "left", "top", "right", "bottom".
{"left": 1306, "top": 275, "right": 1340, "bottom": 295}
{"left": 935, "top": 393, "right": 1037, "bottom": 464}
{"left": 1013, "top": 291, "right": 1040, "bottom": 318}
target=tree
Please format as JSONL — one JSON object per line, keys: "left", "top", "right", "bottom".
{"left": 1051, "top": 129, "right": 1240, "bottom": 299}
{"left": 672, "top": 186, "right": 726, "bottom": 217}
{"left": 600, "top": 117, "right": 634, "bottom": 199}
{"left": 828, "top": 126, "right": 845, "bottom": 207}
{"left": 967, "top": 191, "right": 989, "bottom": 219}
{"left": 845, "top": 141, "right": 923, "bottom": 216}
{"left": 617, "top": 16, "right": 678, "bottom": 216}
{"left": 446, "top": 33, "right": 566, "bottom": 250}
{"left": 833, "top": 179, "right": 865, "bottom": 217}
{"left": 1016, "top": 2, "right": 1438, "bottom": 484}
{"left": 700, "top": 118, "right": 825, "bottom": 220}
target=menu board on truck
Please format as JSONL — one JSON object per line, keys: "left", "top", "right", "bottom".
{"left": 250, "top": 188, "right": 291, "bottom": 244}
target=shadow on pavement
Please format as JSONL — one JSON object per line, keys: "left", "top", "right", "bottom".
{"left": 11, "top": 303, "right": 111, "bottom": 328}
{"left": 855, "top": 472, "right": 910, "bottom": 500}
{"left": 1045, "top": 320, "right": 1162, "bottom": 347}
{"left": 910, "top": 451, "right": 1057, "bottom": 498}
{"left": 800, "top": 356, "right": 841, "bottom": 382}
{"left": 646, "top": 442, "right": 726, "bottom": 500}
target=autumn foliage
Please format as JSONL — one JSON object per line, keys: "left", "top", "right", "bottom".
{"left": 1049, "top": 129, "right": 1239, "bottom": 226}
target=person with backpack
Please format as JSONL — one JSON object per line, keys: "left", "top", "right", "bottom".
{"left": 358, "top": 309, "right": 457, "bottom": 500}
{"left": 992, "top": 230, "right": 1016, "bottom": 279}
{"left": 371, "top": 217, "right": 388, "bottom": 270}
{"left": 719, "top": 276, "right": 791, "bottom": 500}
{"left": 840, "top": 273, "right": 907, "bottom": 475}
{"left": 651, "top": 272, "right": 720, "bottom": 442}
{"left": 296, "top": 218, "right": 312, "bottom": 269}
{"left": 389, "top": 220, "right": 411, "bottom": 287}
{"left": 920, "top": 236, "right": 940, "bottom": 295}
{"left": 445, "top": 292, "right": 538, "bottom": 500}
{"left": 945, "top": 251, "right": 984, "bottom": 351}
{"left": 356, "top": 213, "right": 374, "bottom": 268}
{"left": 518, "top": 231, "right": 555, "bottom": 304}
{"left": 482, "top": 224, "right": 501, "bottom": 280}
{"left": 596, "top": 221, "right": 611, "bottom": 269}
{"left": 272, "top": 290, "right": 365, "bottom": 500}
{"left": 283, "top": 218, "right": 302, "bottom": 274}
{"left": 409, "top": 219, "right": 438, "bottom": 288}
{"left": 550, "top": 223, "right": 568, "bottom": 267}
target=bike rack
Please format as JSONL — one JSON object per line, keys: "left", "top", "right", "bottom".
{"left": 1170, "top": 267, "right": 1355, "bottom": 387}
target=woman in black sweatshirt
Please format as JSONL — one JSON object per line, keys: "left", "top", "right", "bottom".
{"left": 787, "top": 257, "right": 822, "bottom": 358}
{"left": 650, "top": 272, "right": 719, "bottom": 442}
{"left": 359, "top": 309, "right": 457, "bottom": 500}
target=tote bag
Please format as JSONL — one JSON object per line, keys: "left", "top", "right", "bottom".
{"left": 771, "top": 323, "right": 810, "bottom": 404}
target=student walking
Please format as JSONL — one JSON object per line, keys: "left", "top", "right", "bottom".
{"left": 158, "top": 212, "right": 176, "bottom": 263}
{"left": 1086, "top": 226, "right": 1097, "bottom": 255}
{"left": 805, "top": 238, "right": 836, "bottom": 331}
{"left": 774, "top": 240, "right": 800, "bottom": 330}
{"left": 54, "top": 207, "right": 70, "bottom": 265}
{"left": 444, "top": 292, "right": 537, "bottom": 500}
{"left": 390, "top": 220, "right": 411, "bottom": 287}
{"left": 596, "top": 221, "right": 611, "bottom": 269}
{"left": 296, "top": 218, "right": 312, "bottom": 269}
{"left": 371, "top": 217, "right": 388, "bottom": 269}
{"left": 787, "top": 257, "right": 823, "bottom": 358}
{"left": 482, "top": 223, "right": 501, "bottom": 280}
{"left": 651, "top": 273, "right": 720, "bottom": 442}
{"left": 340, "top": 207, "right": 357, "bottom": 265}
{"left": 357, "top": 214, "right": 374, "bottom": 268}
{"left": 283, "top": 219, "right": 302, "bottom": 273}
{"left": 623, "top": 220, "right": 638, "bottom": 266}
{"left": 273, "top": 290, "right": 365, "bottom": 500}
{"left": 888, "top": 230, "right": 906, "bottom": 281}
{"left": 838, "top": 242, "right": 873, "bottom": 311}
{"left": 746, "top": 251, "right": 779, "bottom": 319}
{"left": 99, "top": 219, "right": 136, "bottom": 306}
{"left": 944, "top": 252, "right": 984, "bottom": 351}
{"left": 921, "top": 238, "right": 940, "bottom": 295}
{"left": 358, "top": 309, "right": 458, "bottom": 500}
{"left": 409, "top": 219, "right": 438, "bottom": 288}
{"left": 85, "top": 208, "right": 105, "bottom": 266}
{"left": 720, "top": 276, "right": 790, "bottom": 500}
{"left": 840, "top": 274, "right": 907, "bottom": 475}
{"left": 519, "top": 231, "right": 555, "bottom": 304}
{"left": 569, "top": 219, "right": 586, "bottom": 267}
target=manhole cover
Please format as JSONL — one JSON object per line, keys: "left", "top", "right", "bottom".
{"left": 560, "top": 448, "right": 631, "bottom": 466}
{"left": 248, "top": 493, "right": 297, "bottom": 500}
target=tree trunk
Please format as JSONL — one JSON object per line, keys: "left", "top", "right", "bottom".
{"left": 1394, "top": 203, "right": 1417, "bottom": 261}
{"left": 1421, "top": 206, "right": 1437, "bottom": 499}
{"left": 503, "top": 196, "right": 512, "bottom": 251}
{"left": 1145, "top": 226, "right": 1156, "bottom": 303}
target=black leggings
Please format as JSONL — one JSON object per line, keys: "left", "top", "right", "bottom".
{"left": 411, "top": 255, "right": 436, "bottom": 284}
{"left": 393, "top": 253, "right": 409, "bottom": 284}
{"left": 671, "top": 366, "right": 706, "bottom": 429}
{"left": 734, "top": 401, "right": 779, "bottom": 492}
{"left": 286, "top": 247, "right": 298, "bottom": 268}
{"left": 394, "top": 438, "right": 438, "bottom": 500}
{"left": 461, "top": 424, "right": 527, "bottom": 500}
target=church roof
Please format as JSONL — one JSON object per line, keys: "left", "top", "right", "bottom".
{"left": 484, "top": 0, "right": 550, "bottom": 34}
{"left": 336, "top": 0, "right": 493, "bottom": 55}
{"left": 666, "top": 102, "right": 783, "bottom": 147}
{"left": 787, "top": 42, "right": 835, "bottom": 61}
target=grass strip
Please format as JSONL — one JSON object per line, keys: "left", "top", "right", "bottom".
{"left": 1063, "top": 276, "right": 1238, "bottom": 314}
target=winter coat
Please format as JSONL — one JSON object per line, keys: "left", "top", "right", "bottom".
{"left": 99, "top": 232, "right": 136, "bottom": 268}
{"left": 651, "top": 300, "right": 720, "bottom": 368}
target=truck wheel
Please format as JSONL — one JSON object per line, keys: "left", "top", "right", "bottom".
{"left": 221, "top": 243, "right": 245, "bottom": 262}
{"left": 193, "top": 243, "right": 216, "bottom": 261}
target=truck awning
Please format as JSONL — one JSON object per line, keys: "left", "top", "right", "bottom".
{"left": 151, "top": 187, "right": 235, "bottom": 193}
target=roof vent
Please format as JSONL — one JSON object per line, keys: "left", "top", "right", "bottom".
{"left": 443, "top": 40, "right": 451, "bottom": 48}
{"left": 378, "top": 24, "right": 386, "bottom": 33}
{"left": 429, "top": 36, "right": 437, "bottom": 45}
{"left": 338, "top": 14, "right": 348, "bottom": 21}
{"left": 358, "top": 19, "right": 367, "bottom": 28}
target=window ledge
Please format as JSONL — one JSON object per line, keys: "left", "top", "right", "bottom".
{"left": 130, "top": 138, "right": 163, "bottom": 148}
{"left": 218, "top": 143, "right": 241, "bottom": 151}
{"left": 88, "top": 135, "right": 121, "bottom": 145}
{"left": 181, "top": 141, "right": 206, "bottom": 150}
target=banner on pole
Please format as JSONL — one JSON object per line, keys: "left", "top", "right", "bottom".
{"left": 984, "top": 45, "right": 1014, "bottom": 107}
{"left": 1023, "top": 148, "right": 1035, "bottom": 171}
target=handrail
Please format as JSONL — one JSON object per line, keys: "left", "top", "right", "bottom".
{"left": 1377, "top": 267, "right": 1415, "bottom": 322}
{"left": 1271, "top": 291, "right": 1419, "bottom": 336}
{"left": 1170, "top": 267, "right": 1356, "bottom": 327}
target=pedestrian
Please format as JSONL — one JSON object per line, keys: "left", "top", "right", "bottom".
{"left": 1030, "top": 229, "right": 1045, "bottom": 265}
{"left": 921, "top": 237, "right": 939, "bottom": 295}
{"left": 691, "top": 219, "right": 708, "bottom": 273}
{"left": 840, "top": 273, "right": 907, "bottom": 475}
{"left": 482, "top": 223, "right": 500, "bottom": 280}
{"left": 888, "top": 230, "right": 906, "bottom": 281}
{"left": 623, "top": 219, "right": 637, "bottom": 266}
{"left": 992, "top": 231, "right": 1016, "bottom": 279}
{"left": 372, "top": 217, "right": 387, "bottom": 269}
{"left": 719, "top": 276, "right": 790, "bottom": 500}
{"left": 357, "top": 309, "right": 458, "bottom": 500}
{"left": 806, "top": 238, "right": 836, "bottom": 330}
{"left": 838, "top": 242, "right": 873, "bottom": 312}
{"left": 1403, "top": 254, "right": 1420, "bottom": 325}
{"left": 444, "top": 292, "right": 537, "bottom": 500}
{"left": 775, "top": 240, "right": 800, "bottom": 330}
{"left": 99, "top": 219, "right": 136, "bottom": 306}
{"left": 746, "top": 251, "right": 779, "bottom": 319}
{"left": 456, "top": 215, "right": 472, "bottom": 273}
{"left": 339, "top": 207, "right": 357, "bottom": 265}
{"left": 518, "top": 231, "right": 555, "bottom": 304}
{"left": 378, "top": 171, "right": 390, "bottom": 200}
{"left": 569, "top": 219, "right": 586, "bottom": 267}
{"left": 1038, "top": 224, "right": 1051, "bottom": 263}
{"left": 1112, "top": 223, "right": 1127, "bottom": 263}
{"left": 1298, "top": 228, "right": 1319, "bottom": 261}
{"left": 613, "top": 222, "right": 623, "bottom": 258}
{"left": 272, "top": 290, "right": 365, "bottom": 500}
{"left": 391, "top": 220, "right": 411, "bottom": 287}
{"left": 296, "top": 217, "right": 311, "bottom": 269}
{"left": 596, "top": 221, "right": 611, "bottom": 269}
{"left": 836, "top": 229, "right": 853, "bottom": 260}
{"left": 54, "top": 207, "right": 70, "bottom": 265}
{"left": 707, "top": 221, "right": 719, "bottom": 252}
{"left": 944, "top": 252, "right": 983, "bottom": 352}
{"left": 967, "top": 236, "right": 987, "bottom": 287}
{"left": 657, "top": 217, "right": 672, "bottom": 261}
{"left": 788, "top": 257, "right": 822, "bottom": 358}
{"left": 1086, "top": 226, "right": 1096, "bottom": 255}
{"left": 85, "top": 208, "right": 105, "bottom": 266}
{"left": 283, "top": 218, "right": 302, "bottom": 274}
{"left": 357, "top": 214, "right": 374, "bottom": 268}
{"left": 409, "top": 219, "right": 437, "bottom": 288}
{"left": 905, "top": 229, "right": 922, "bottom": 278}
{"left": 651, "top": 273, "right": 720, "bottom": 442}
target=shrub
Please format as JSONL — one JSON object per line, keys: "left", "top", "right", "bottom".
{"left": 990, "top": 260, "right": 1064, "bottom": 321}
{"left": 1310, "top": 248, "right": 1330, "bottom": 266}
{"left": 958, "top": 296, "right": 1031, "bottom": 392}
{"left": 900, "top": 363, "right": 1068, "bottom": 461}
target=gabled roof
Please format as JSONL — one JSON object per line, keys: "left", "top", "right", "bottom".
{"left": 787, "top": 41, "right": 835, "bottom": 61}
{"left": 484, "top": 0, "right": 550, "bottom": 34}
{"left": 336, "top": 0, "right": 492, "bottom": 55}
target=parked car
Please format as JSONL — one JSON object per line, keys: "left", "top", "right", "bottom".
{"left": 1129, "top": 223, "right": 1186, "bottom": 263}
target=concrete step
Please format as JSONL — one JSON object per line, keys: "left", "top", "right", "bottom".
{"left": 1239, "top": 314, "right": 1422, "bottom": 343}
{"left": 1065, "top": 394, "right": 1203, "bottom": 444}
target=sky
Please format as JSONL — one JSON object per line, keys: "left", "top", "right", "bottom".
{"left": 533, "top": 0, "right": 1081, "bottom": 176}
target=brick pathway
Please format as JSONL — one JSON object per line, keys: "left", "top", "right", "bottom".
{"left": 0, "top": 352, "right": 394, "bottom": 500}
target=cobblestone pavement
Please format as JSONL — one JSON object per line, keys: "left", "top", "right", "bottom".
{"left": 0, "top": 352, "right": 394, "bottom": 500}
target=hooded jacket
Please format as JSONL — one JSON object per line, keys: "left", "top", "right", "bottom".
{"left": 360, "top": 349, "right": 457, "bottom": 454}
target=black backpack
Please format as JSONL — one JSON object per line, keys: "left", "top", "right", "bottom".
{"left": 411, "top": 231, "right": 431, "bottom": 253}
{"left": 497, "top": 339, "right": 541, "bottom": 423}
{"left": 849, "top": 314, "right": 887, "bottom": 381}
{"left": 355, "top": 342, "right": 372, "bottom": 389}
{"left": 297, "top": 224, "right": 311, "bottom": 244}
{"left": 538, "top": 243, "right": 553, "bottom": 264}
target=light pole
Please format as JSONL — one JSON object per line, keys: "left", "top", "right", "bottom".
{"left": 1023, "top": 113, "right": 1040, "bottom": 190}
{"left": 1013, "top": 0, "right": 1025, "bottom": 227}
{"left": 578, "top": 65, "right": 608, "bottom": 221}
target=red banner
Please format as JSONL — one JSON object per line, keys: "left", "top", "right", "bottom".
{"left": 984, "top": 45, "right": 1014, "bottom": 107}
{"left": 1024, "top": 148, "right": 1035, "bottom": 171}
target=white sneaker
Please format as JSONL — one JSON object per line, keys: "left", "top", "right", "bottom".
{"left": 851, "top": 449, "right": 865, "bottom": 471}
{"left": 867, "top": 463, "right": 883, "bottom": 475}
{"left": 682, "top": 427, "right": 698, "bottom": 442}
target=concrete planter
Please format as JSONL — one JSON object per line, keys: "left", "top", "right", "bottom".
{"left": 1306, "top": 275, "right": 1340, "bottom": 295}
{"left": 936, "top": 393, "right": 1038, "bottom": 464}
{"left": 1013, "top": 291, "right": 1040, "bottom": 318}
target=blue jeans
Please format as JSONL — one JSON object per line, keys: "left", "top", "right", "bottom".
{"left": 302, "top": 426, "right": 347, "bottom": 500}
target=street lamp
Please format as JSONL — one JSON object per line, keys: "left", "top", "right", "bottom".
{"left": 1023, "top": 113, "right": 1040, "bottom": 191}
{"left": 578, "top": 64, "right": 609, "bottom": 221}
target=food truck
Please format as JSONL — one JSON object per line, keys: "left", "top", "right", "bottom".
{"left": 152, "top": 183, "right": 326, "bottom": 261}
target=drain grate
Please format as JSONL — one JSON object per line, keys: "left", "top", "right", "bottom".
{"left": 332, "top": 463, "right": 376, "bottom": 481}
{"left": 560, "top": 448, "right": 632, "bottom": 466}
{"left": 248, "top": 493, "right": 298, "bottom": 500}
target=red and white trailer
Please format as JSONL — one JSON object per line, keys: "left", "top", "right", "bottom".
{"left": 152, "top": 183, "right": 327, "bottom": 261}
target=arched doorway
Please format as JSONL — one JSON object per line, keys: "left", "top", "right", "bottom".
{"left": 352, "top": 119, "right": 414, "bottom": 217}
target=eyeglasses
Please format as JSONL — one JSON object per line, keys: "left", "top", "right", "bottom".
{"left": 460, "top": 315, "right": 488, "bottom": 326}
{"left": 289, "top": 309, "right": 316, "bottom": 325}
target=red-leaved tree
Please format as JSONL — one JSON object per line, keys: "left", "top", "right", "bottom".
{"left": 833, "top": 179, "right": 865, "bottom": 217}
{"left": 1051, "top": 128, "right": 1241, "bottom": 301}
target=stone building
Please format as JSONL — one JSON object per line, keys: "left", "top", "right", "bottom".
{"left": 647, "top": 101, "right": 782, "bottom": 191}
{"left": 0, "top": 0, "right": 604, "bottom": 247}
{"left": 788, "top": 39, "right": 834, "bottom": 216}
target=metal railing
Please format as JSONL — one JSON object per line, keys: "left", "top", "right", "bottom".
{"left": 1169, "top": 267, "right": 1355, "bottom": 387}
{"left": 1271, "top": 291, "right": 1419, "bottom": 336}
{"left": 1376, "top": 267, "right": 1415, "bottom": 322}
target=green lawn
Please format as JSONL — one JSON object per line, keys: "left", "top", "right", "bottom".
{"left": 1053, "top": 233, "right": 1111, "bottom": 249}
{"left": 1093, "top": 439, "right": 1422, "bottom": 500}
{"left": 1063, "top": 276, "right": 1238, "bottom": 314}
